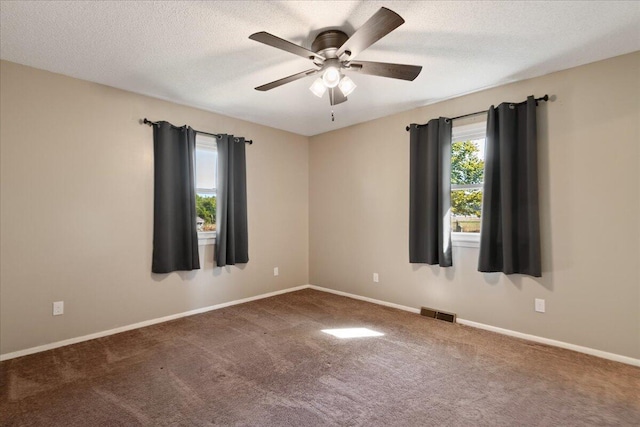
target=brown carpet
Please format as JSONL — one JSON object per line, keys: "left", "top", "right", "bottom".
{"left": 1, "top": 289, "right": 639, "bottom": 426}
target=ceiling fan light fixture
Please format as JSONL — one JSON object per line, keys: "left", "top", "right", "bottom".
{"left": 250, "top": 7, "right": 422, "bottom": 108}
{"left": 309, "top": 78, "right": 327, "bottom": 97}
{"left": 338, "top": 75, "right": 357, "bottom": 97}
{"left": 322, "top": 66, "right": 341, "bottom": 88}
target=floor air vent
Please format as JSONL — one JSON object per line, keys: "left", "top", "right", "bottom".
{"left": 420, "top": 307, "right": 457, "bottom": 323}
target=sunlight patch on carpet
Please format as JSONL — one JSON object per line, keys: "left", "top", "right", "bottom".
{"left": 321, "top": 328, "right": 384, "bottom": 338}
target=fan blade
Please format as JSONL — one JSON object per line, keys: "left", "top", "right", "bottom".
{"left": 329, "top": 88, "right": 347, "bottom": 106}
{"left": 249, "top": 31, "right": 325, "bottom": 61}
{"left": 348, "top": 61, "right": 422, "bottom": 81}
{"left": 255, "top": 69, "right": 319, "bottom": 91}
{"left": 336, "top": 7, "right": 404, "bottom": 61}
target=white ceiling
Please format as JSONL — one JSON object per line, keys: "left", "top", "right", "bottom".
{"left": 1, "top": 1, "right": 639, "bottom": 136}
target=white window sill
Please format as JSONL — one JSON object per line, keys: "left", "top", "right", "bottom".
{"left": 452, "top": 232, "right": 480, "bottom": 248}
{"left": 198, "top": 231, "right": 216, "bottom": 246}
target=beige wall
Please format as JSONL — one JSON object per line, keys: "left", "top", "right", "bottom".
{"left": 309, "top": 53, "right": 640, "bottom": 359}
{"left": 0, "top": 61, "right": 309, "bottom": 355}
{"left": 2, "top": 53, "right": 639, "bottom": 360}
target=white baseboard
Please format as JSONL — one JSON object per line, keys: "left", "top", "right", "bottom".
{"left": 0, "top": 285, "right": 309, "bottom": 362}
{"left": 307, "top": 285, "right": 421, "bottom": 314}
{"left": 3, "top": 284, "right": 639, "bottom": 368}
{"left": 455, "top": 319, "right": 640, "bottom": 367}
{"left": 308, "top": 285, "right": 640, "bottom": 367}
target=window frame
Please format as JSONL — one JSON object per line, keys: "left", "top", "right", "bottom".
{"left": 450, "top": 121, "right": 486, "bottom": 248}
{"left": 195, "top": 134, "right": 218, "bottom": 246}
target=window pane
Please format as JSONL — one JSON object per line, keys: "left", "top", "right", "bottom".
{"left": 451, "top": 130, "right": 485, "bottom": 235}
{"left": 451, "top": 138, "right": 485, "bottom": 185}
{"left": 451, "top": 189, "right": 482, "bottom": 233}
{"left": 196, "top": 148, "right": 217, "bottom": 190}
{"left": 195, "top": 137, "right": 217, "bottom": 233}
{"left": 196, "top": 194, "right": 216, "bottom": 231}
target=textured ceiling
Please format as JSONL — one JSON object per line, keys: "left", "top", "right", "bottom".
{"left": 1, "top": 1, "right": 639, "bottom": 136}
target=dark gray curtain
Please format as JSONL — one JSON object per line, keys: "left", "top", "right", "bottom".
{"left": 152, "top": 122, "right": 200, "bottom": 273}
{"left": 409, "top": 118, "right": 452, "bottom": 267}
{"left": 479, "top": 96, "right": 541, "bottom": 277}
{"left": 216, "top": 135, "right": 249, "bottom": 266}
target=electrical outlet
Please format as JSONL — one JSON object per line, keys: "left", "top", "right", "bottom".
{"left": 535, "top": 298, "right": 545, "bottom": 313}
{"left": 373, "top": 273, "right": 379, "bottom": 283}
{"left": 274, "top": 267, "right": 279, "bottom": 276}
{"left": 53, "top": 301, "right": 64, "bottom": 316}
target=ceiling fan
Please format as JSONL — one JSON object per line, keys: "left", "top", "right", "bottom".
{"left": 249, "top": 7, "right": 422, "bottom": 106}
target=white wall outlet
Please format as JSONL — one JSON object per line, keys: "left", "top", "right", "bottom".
{"left": 53, "top": 301, "right": 64, "bottom": 316}
{"left": 273, "top": 267, "right": 279, "bottom": 277}
{"left": 535, "top": 298, "right": 545, "bottom": 313}
{"left": 373, "top": 273, "right": 379, "bottom": 283}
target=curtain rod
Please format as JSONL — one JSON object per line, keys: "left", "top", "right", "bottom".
{"left": 405, "top": 95, "right": 549, "bottom": 131}
{"left": 142, "top": 118, "right": 253, "bottom": 144}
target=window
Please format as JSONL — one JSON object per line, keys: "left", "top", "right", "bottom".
{"left": 195, "top": 134, "right": 217, "bottom": 244}
{"left": 451, "top": 122, "right": 486, "bottom": 247}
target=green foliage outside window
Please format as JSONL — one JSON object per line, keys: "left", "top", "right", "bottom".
{"left": 451, "top": 140, "right": 484, "bottom": 231}
{"left": 196, "top": 194, "right": 216, "bottom": 231}
{"left": 452, "top": 141, "right": 483, "bottom": 186}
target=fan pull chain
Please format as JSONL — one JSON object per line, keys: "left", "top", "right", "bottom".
{"left": 331, "top": 110, "right": 335, "bottom": 122}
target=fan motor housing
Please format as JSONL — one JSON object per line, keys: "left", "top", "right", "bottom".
{"left": 312, "top": 30, "right": 349, "bottom": 58}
